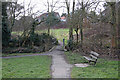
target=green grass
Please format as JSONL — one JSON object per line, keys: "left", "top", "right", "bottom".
{"left": 65, "top": 52, "right": 118, "bottom": 78}
{"left": 2, "top": 56, "right": 52, "bottom": 78}
{"left": 65, "top": 51, "right": 87, "bottom": 64}
{"left": 51, "top": 29, "right": 69, "bottom": 44}
{"left": 51, "top": 29, "right": 76, "bottom": 45}
{"left": 12, "top": 31, "right": 23, "bottom": 35}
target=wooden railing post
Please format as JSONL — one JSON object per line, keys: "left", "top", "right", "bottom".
{"left": 63, "top": 38, "right": 65, "bottom": 48}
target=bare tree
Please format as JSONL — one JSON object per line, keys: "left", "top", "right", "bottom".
{"left": 76, "top": 0, "right": 99, "bottom": 46}
{"left": 7, "top": 1, "right": 24, "bottom": 33}
{"left": 65, "top": 0, "right": 76, "bottom": 41}
{"left": 107, "top": 2, "right": 117, "bottom": 48}
{"left": 20, "top": 0, "right": 36, "bottom": 37}
{"left": 72, "top": 11, "right": 80, "bottom": 43}
{"left": 116, "top": 1, "right": 120, "bottom": 49}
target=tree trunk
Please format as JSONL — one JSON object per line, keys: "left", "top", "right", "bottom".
{"left": 116, "top": 2, "right": 120, "bottom": 49}
{"left": 31, "top": 21, "right": 36, "bottom": 35}
{"left": 69, "top": 27, "right": 73, "bottom": 40}
{"left": 75, "top": 27, "right": 79, "bottom": 43}
{"left": 80, "top": 1, "right": 84, "bottom": 47}
{"left": 48, "top": 26, "right": 50, "bottom": 35}
{"left": 69, "top": 0, "right": 75, "bottom": 41}
{"left": 77, "top": 32, "right": 78, "bottom": 43}
{"left": 109, "top": 3, "right": 117, "bottom": 48}
{"left": 80, "top": 28, "right": 83, "bottom": 43}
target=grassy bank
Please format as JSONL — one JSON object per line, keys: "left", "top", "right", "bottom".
{"left": 2, "top": 56, "right": 52, "bottom": 78}
{"left": 65, "top": 52, "right": 118, "bottom": 78}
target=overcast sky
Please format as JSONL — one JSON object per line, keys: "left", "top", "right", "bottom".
{"left": 17, "top": 0, "right": 106, "bottom": 17}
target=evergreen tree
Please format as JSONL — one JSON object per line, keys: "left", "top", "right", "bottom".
{"left": 45, "top": 12, "right": 60, "bottom": 35}
{"left": 2, "top": 2, "right": 11, "bottom": 47}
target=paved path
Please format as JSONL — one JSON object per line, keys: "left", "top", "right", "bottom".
{"left": 51, "top": 41, "right": 73, "bottom": 78}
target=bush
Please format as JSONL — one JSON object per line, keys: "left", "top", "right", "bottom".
{"left": 4, "top": 33, "right": 58, "bottom": 53}
{"left": 65, "top": 39, "right": 74, "bottom": 51}
{"left": 9, "top": 38, "right": 19, "bottom": 47}
{"left": 10, "top": 33, "right": 58, "bottom": 47}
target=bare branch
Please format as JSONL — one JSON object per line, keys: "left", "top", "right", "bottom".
{"left": 53, "top": 6, "right": 66, "bottom": 11}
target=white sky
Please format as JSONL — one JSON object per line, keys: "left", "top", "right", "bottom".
{"left": 17, "top": 0, "right": 106, "bottom": 17}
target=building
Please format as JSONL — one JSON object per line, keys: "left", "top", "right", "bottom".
{"left": 60, "top": 16, "right": 66, "bottom": 22}
{"left": 36, "top": 12, "right": 60, "bottom": 22}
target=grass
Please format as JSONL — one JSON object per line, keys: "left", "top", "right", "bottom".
{"left": 50, "top": 29, "right": 76, "bottom": 45}
{"left": 51, "top": 29, "right": 69, "bottom": 44}
{"left": 12, "top": 31, "right": 23, "bottom": 35}
{"left": 65, "top": 51, "right": 87, "bottom": 64}
{"left": 2, "top": 56, "right": 52, "bottom": 78}
{"left": 65, "top": 52, "right": 118, "bottom": 78}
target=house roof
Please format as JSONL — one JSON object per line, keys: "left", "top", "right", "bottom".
{"left": 36, "top": 12, "right": 60, "bottom": 19}
{"left": 61, "top": 16, "right": 66, "bottom": 19}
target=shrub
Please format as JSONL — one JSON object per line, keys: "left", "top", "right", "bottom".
{"left": 65, "top": 39, "right": 74, "bottom": 51}
{"left": 11, "top": 33, "right": 58, "bottom": 47}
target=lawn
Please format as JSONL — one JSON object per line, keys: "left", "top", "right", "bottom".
{"left": 51, "top": 29, "right": 76, "bottom": 45}
{"left": 65, "top": 52, "right": 118, "bottom": 78}
{"left": 51, "top": 29, "right": 69, "bottom": 44}
{"left": 36, "top": 28, "right": 70, "bottom": 44}
{"left": 2, "top": 56, "right": 52, "bottom": 78}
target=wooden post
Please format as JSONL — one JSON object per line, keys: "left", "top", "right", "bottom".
{"left": 63, "top": 38, "right": 65, "bottom": 48}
